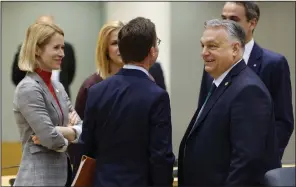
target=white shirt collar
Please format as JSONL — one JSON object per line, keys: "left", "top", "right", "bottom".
{"left": 213, "top": 59, "right": 242, "bottom": 87}
{"left": 123, "top": 64, "right": 149, "bottom": 76}
{"left": 243, "top": 38, "right": 255, "bottom": 64}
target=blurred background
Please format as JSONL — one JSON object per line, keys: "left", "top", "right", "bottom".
{"left": 1, "top": 1, "right": 295, "bottom": 176}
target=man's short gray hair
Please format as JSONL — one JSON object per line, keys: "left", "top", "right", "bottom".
{"left": 204, "top": 19, "right": 246, "bottom": 48}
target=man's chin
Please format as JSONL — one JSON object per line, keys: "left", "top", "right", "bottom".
{"left": 204, "top": 66, "right": 213, "bottom": 73}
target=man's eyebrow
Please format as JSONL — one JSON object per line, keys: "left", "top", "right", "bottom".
{"left": 221, "top": 14, "right": 240, "bottom": 20}
{"left": 201, "top": 39, "right": 219, "bottom": 44}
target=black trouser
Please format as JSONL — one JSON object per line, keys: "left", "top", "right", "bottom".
{"left": 68, "top": 144, "right": 83, "bottom": 180}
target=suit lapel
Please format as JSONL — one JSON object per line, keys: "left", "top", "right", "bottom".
{"left": 28, "top": 72, "right": 63, "bottom": 126}
{"left": 184, "top": 109, "right": 199, "bottom": 140}
{"left": 190, "top": 60, "right": 247, "bottom": 134}
{"left": 52, "top": 81, "right": 68, "bottom": 126}
{"left": 195, "top": 78, "right": 230, "bottom": 127}
{"left": 247, "top": 42, "right": 263, "bottom": 74}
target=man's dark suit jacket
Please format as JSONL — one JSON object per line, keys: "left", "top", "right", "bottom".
{"left": 178, "top": 60, "right": 281, "bottom": 186}
{"left": 11, "top": 42, "right": 76, "bottom": 98}
{"left": 199, "top": 42, "right": 294, "bottom": 159}
{"left": 79, "top": 68, "right": 175, "bottom": 187}
{"left": 69, "top": 62, "right": 166, "bottom": 180}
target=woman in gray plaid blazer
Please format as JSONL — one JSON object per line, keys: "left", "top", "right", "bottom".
{"left": 12, "top": 17, "right": 82, "bottom": 186}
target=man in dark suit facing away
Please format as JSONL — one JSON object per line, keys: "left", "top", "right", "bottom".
{"left": 199, "top": 1, "right": 294, "bottom": 160}
{"left": 11, "top": 15, "right": 76, "bottom": 98}
{"left": 79, "top": 17, "right": 175, "bottom": 187}
{"left": 178, "top": 19, "right": 281, "bottom": 186}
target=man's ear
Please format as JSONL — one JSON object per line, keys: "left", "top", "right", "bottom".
{"left": 150, "top": 46, "right": 156, "bottom": 57}
{"left": 232, "top": 42, "right": 240, "bottom": 56}
{"left": 249, "top": 18, "right": 257, "bottom": 33}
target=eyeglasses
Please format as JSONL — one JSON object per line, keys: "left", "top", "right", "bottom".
{"left": 157, "top": 38, "right": 161, "bottom": 46}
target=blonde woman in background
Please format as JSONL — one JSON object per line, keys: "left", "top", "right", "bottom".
{"left": 68, "top": 20, "right": 124, "bottom": 178}
{"left": 74, "top": 20, "right": 124, "bottom": 118}
{"left": 13, "top": 21, "right": 82, "bottom": 186}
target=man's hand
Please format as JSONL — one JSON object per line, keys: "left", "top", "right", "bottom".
{"left": 31, "top": 135, "right": 40, "bottom": 145}
{"left": 68, "top": 111, "right": 79, "bottom": 126}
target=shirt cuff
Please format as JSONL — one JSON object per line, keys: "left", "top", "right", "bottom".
{"left": 70, "top": 125, "right": 82, "bottom": 144}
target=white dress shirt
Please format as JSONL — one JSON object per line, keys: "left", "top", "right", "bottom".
{"left": 123, "top": 64, "right": 150, "bottom": 76}
{"left": 243, "top": 38, "right": 255, "bottom": 64}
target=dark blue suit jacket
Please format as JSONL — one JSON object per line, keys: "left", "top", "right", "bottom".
{"left": 79, "top": 68, "right": 175, "bottom": 187}
{"left": 198, "top": 43, "right": 294, "bottom": 159}
{"left": 178, "top": 60, "right": 281, "bottom": 186}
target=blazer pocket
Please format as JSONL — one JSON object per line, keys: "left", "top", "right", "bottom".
{"left": 29, "top": 145, "right": 50, "bottom": 154}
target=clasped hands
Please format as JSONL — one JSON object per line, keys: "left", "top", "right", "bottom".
{"left": 32, "top": 111, "right": 80, "bottom": 145}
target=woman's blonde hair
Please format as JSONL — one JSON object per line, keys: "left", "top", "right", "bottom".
{"left": 18, "top": 22, "right": 64, "bottom": 72}
{"left": 96, "top": 20, "right": 124, "bottom": 79}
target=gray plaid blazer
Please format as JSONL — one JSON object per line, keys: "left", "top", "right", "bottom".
{"left": 13, "top": 72, "right": 82, "bottom": 186}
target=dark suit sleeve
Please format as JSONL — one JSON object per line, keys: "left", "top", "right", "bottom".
{"left": 66, "top": 43, "right": 76, "bottom": 85}
{"left": 271, "top": 56, "right": 294, "bottom": 158}
{"left": 149, "top": 63, "right": 167, "bottom": 90}
{"left": 79, "top": 87, "right": 96, "bottom": 158}
{"left": 74, "top": 83, "right": 88, "bottom": 120}
{"left": 226, "top": 85, "right": 273, "bottom": 185}
{"left": 12, "top": 45, "right": 26, "bottom": 86}
{"left": 149, "top": 91, "right": 175, "bottom": 186}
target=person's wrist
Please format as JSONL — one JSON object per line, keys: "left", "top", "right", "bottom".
{"left": 69, "top": 126, "right": 77, "bottom": 142}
